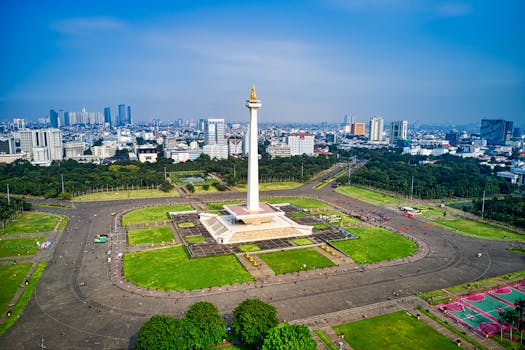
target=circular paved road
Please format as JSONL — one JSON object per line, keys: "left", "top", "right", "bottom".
{"left": 1, "top": 182, "right": 524, "bottom": 349}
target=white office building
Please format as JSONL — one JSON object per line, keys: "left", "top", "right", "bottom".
{"left": 369, "top": 116, "right": 384, "bottom": 142}
{"left": 287, "top": 133, "right": 314, "bottom": 156}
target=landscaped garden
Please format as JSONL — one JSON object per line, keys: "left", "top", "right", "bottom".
{"left": 336, "top": 185, "right": 402, "bottom": 205}
{"left": 333, "top": 310, "right": 459, "bottom": 350}
{"left": 122, "top": 204, "right": 194, "bottom": 226}
{"left": 434, "top": 217, "right": 524, "bottom": 241}
{"left": 330, "top": 227, "right": 417, "bottom": 264}
{"left": 0, "top": 237, "right": 44, "bottom": 258}
{"left": 234, "top": 181, "right": 302, "bottom": 192}
{"left": 127, "top": 226, "right": 174, "bottom": 246}
{"left": 1, "top": 211, "right": 66, "bottom": 234}
{"left": 74, "top": 188, "right": 179, "bottom": 201}
{"left": 185, "top": 235, "right": 204, "bottom": 243}
{"left": 123, "top": 246, "right": 253, "bottom": 290}
{"left": 265, "top": 197, "right": 333, "bottom": 209}
{"left": 258, "top": 248, "right": 336, "bottom": 274}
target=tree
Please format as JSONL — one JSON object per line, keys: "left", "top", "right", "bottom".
{"left": 261, "top": 323, "right": 316, "bottom": 350}
{"left": 136, "top": 315, "right": 199, "bottom": 350}
{"left": 159, "top": 180, "right": 173, "bottom": 192}
{"left": 186, "top": 183, "right": 195, "bottom": 193}
{"left": 185, "top": 301, "right": 226, "bottom": 349}
{"left": 232, "top": 299, "right": 278, "bottom": 348}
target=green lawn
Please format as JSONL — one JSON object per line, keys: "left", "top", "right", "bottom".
{"left": 291, "top": 212, "right": 307, "bottom": 218}
{"left": 331, "top": 227, "right": 417, "bottom": 264}
{"left": 434, "top": 217, "right": 524, "bottom": 241}
{"left": 418, "top": 207, "right": 447, "bottom": 217}
{"left": 313, "top": 223, "right": 331, "bottom": 230}
{"left": 234, "top": 181, "right": 303, "bottom": 192}
{"left": 238, "top": 244, "right": 261, "bottom": 252}
{"left": 336, "top": 185, "right": 402, "bottom": 205}
{"left": 2, "top": 211, "right": 64, "bottom": 234}
{"left": 314, "top": 329, "right": 339, "bottom": 350}
{"left": 265, "top": 197, "right": 333, "bottom": 209}
{"left": 127, "top": 226, "right": 174, "bottom": 245}
{"left": 122, "top": 204, "right": 194, "bottom": 226}
{"left": 333, "top": 310, "right": 458, "bottom": 350}
{"left": 178, "top": 222, "right": 195, "bottom": 228}
{"left": 316, "top": 211, "right": 362, "bottom": 228}
{"left": 0, "top": 237, "right": 44, "bottom": 258}
{"left": 74, "top": 188, "right": 179, "bottom": 201}
{"left": 185, "top": 235, "right": 205, "bottom": 243}
{"left": 259, "top": 248, "right": 336, "bottom": 274}
{"left": 207, "top": 201, "right": 243, "bottom": 211}
{"left": 292, "top": 238, "right": 314, "bottom": 246}
{"left": 123, "top": 246, "right": 253, "bottom": 290}
{"left": 0, "top": 262, "right": 47, "bottom": 336}
{"left": 0, "top": 263, "right": 32, "bottom": 316}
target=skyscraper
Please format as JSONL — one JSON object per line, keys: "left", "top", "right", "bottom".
{"left": 118, "top": 104, "right": 127, "bottom": 126}
{"left": 351, "top": 122, "right": 366, "bottom": 136}
{"left": 480, "top": 119, "right": 513, "bottom": 145}
{"left": 127, "top": 105, "right": 132, "bottom": 124}
{"left": 204, "top": 119, "right": 226, "bottom": 145}
{"left": 390, "top": 120, "right": 408, "bottom": 142}
{"left": 50, "top": 109, "right": 59, "bottom": 128}
{"left": 104, "top": 107, "right": 111, "bottom": 126}
{"left": 369, "top": 116, "right": 384, "bottom": 142}
{"left": 18, "top": 128, "right": 63, "bottom": 163}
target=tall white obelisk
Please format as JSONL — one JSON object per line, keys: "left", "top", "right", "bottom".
{"left": 246, "top": 86, "right": 262, "bottom": 213}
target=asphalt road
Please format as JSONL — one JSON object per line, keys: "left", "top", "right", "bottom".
{"left": 1, "top": 174, "right": 524, "bottom": 349}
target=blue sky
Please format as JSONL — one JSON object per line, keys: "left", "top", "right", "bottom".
{"left": 1, "top": 0, "right": 524, "bottom": 125}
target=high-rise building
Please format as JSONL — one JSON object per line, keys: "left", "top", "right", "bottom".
{"left": 351, "top": 122, "right": 366, "bottom": 136}
{"left": 480, "top": 119, "right": 514, "bottom": 145}
{"left": 50, "top": 109, "right": 59, "bottom": 128}
{"left": 127, "top": 105, "right": 132, "bottom": 124}
{"left": 63, "top": 111, "right": 70, "bottom": 127}
{"left": 446, "top": 132, "right": 460, "bottom": 146}
{"left": 369, "top": 116, "right": 384, "bottom": 142}
{"left": 80, "top": 107, "right": 89, "bottom": 124}
{"left": 198, "top": 118, "right": 207, "bottom": 132}
{"left": 18, "top": 128, "right": 63, "bottom": 164}
{"left": 104, "top": 107, "right": 112, "bottom": 126}
{"left": 0, "top": 137, "right": 16, "bottom": 154}
{"left": 513, "top": 128, "right": 522, "bottom": 138}
{"left": 204, "top": 118, "right": 226, "bottom": 145}
{"left": 390, "top": 120, "right": 408, "bottom": 142}
{"left": 118, "top": 104, "right": 127, "bottom": 126}
{"left": 287, "top": 133, "right": 314, "bottom": 156}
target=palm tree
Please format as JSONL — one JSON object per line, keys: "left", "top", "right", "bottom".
{"left": 498, "top": 310, "right": 506, "bottom": 342}
{"left": 501, "top": 308, "right": 518, "bottom": 343}
{"left": 515, "top": 298, "right": 525, "bottom": 344}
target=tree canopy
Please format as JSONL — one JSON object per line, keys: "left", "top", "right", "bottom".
{"left": 135, "top": 315, "right": 199, "bottom": 350}
{"left": 261, "top": 323, "right": 316, "bottom": 350}
{"left": 185, "top": 301, "right": 226, "bottom": 349}
{"left": 232, "top": 299, "right": 278, "bottom": 348}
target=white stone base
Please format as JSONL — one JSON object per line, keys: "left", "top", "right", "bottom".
{"left": 199, "top": 212, "right": 313, "bottom": 244}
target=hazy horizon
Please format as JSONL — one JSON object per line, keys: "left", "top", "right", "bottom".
{"left": 1, "top": 1, "right": 524, "bottom": 125}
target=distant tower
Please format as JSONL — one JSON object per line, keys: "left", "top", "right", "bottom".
{"left": 104, "top": 107, "right": 112, "bottom": 126}
{"left": 118, "top": 104, "right": 126, "bottom": 126}
{"left": 369, "top": 116, "right": 384, "bottom": 141}
{"left": 204, "top": 119, "right": 226, "bottom": 145}
{"left": 127, "top": 105, "right": 132, "bottom": 124}
{"left": 50, "top": 109, "right": 58, "bottom": 128}
{"left": 246, "top": 85, "right": 262, "bottom": 213}
{"left": 390, "top": 120, "right": 408, "bottom": 142}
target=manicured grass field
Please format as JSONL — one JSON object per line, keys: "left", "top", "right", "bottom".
{"left": 434, "top": 217, "right": 524, "bottom": 241}
{"left": 265, "top": 197, "right": 333, "bottom": 209}
{"left": 331, "top": 227, "right": 417, "bottom": 264}
{"left": 0, "top": 237, "right": 44, "bottom": 258}
{"left": 313, "top": 223, "right": 331, "bottom": 230}
{"left": 185, "top": 235, "right": 204, "bottom": 243}
{"left": 291, "top": 212, "right": 307, "bottom": 218}
{"left": 259, "top": 248, "right": 336, "bottom": 274}
{"left": 238, "top": 244, "right": 261, "bottom": 252}
{"left": 317, "top": 211, "right": 362, "bottom": 227}
{"left": 0, "top": 263, "right": 32, "bottom": 316}
{"left": 333, "top": 310, "right": 458, "bottom": 350}
{"left": 127, "top": 226, "right": 174, "bottom": 245}
{"left": 418, "top": 207, "right": 447, "bottom": 217}
{"left": 0, "top": 262, "right": 47, "bottom": 336}
{"left": 122, "top": 204, "right": 194, "bottom": 226}
{"left": 234, "top": 181, "right": 303, "bottom": 192}
{"left": 178, "top": 222, "right": 195, "bottom": 228}
{"left": 74, "top": 188, "right": 179, "bottom": 201}
{"left": 123, "top": 246, "right": 253, "bottom": 290}
{"left": 292, "top": 238, "right": 314, "bottom": 246}
{"left": 2, "top": 211, "right": 63, "bottom": 234}
{"left": 336, "top": 185, "right": 402, "bottom": 205}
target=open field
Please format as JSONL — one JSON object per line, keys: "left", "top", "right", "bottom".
{"left": 315, "top": 211, "right": 362, "bottom": 228}
{"left": 331, "top": 227, "right": 417, "bottom": 264}
{"left": 234, "top": 181, "right": 303, "bottom": 192}
{"left": 238, "top": 244, "right": 261, "bottom": 252}
{"left": 259, "top": 248, "right": 336, "bottom": 274}
{"left": 0, "top": 237, "right": 44, "bottom": 258}
{"left": 123, "top": 246, "right": 253, "bottom": 290}
{"left": 206, "top": 201, "right": 243, "bottom": 211}
{"left": 292, "top": 238, "right": 314, "bottom": 246}
{"left": 0, "top": 263, "right": 32, "bottom": 316}
{"left": 122, "top": 204, "right": 194, "bottom": 226}
{"left": 127, "top": 226, "right": 174, "bottom": 246}
{"left": 0, "top": 262, "right": 46, "bottom": 336}
{"left": 2, "top": 211, "right": 64, "bottom": 234}
{"left": 434, "top": 217, "right": 524, "bottom": 241}
{"left": 265, "top": 197, "right": 333, "bottom": 209}
{"left": 336, "top": 185, "right": 402, "bottom": 205}
{"left": 74, "top": 188, "right": 179, "bottom": 201}
{"left": 333, "top": 310, "right": 459, "bottom": 350}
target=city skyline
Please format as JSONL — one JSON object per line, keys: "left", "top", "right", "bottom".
{"left": 1, "top": 1, "right": 524, "bottom": 124}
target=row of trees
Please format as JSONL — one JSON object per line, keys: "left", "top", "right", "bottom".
{"left": 336, "top": 149, "right": 515, "bottom": 199}
{"left": 0, "top": 196, "right": 31, "bottom": 229}
{"left": 498, "top": 298, "right": 525, "bottom": 345}
{"left": 465, "top": 196, "right": 525, "bottom": 229}
{"left": 136, "top": 299, "right": 316, "bottom": 350}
